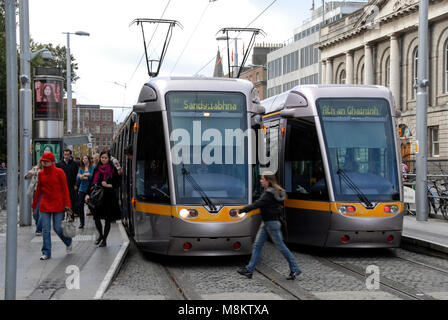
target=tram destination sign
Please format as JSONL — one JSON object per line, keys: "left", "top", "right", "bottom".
{"left": 318, "top": 98, "right": 389, "bottom": 118}
{"left": 167, "top": 92, "right": 245, "bottom": 113}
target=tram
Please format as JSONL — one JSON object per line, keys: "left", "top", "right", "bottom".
{"left": 112, "top": 77, "right": 264, "bottom": 255}
{"left": 260, "top": 85, "right": 403, "bottom": 248}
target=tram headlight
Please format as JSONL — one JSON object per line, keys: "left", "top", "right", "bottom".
{"left": 338, "top": 205, "right": 356, "bottom": 215}
{"left": 229, "top": 209, "right": 246, "bottom": 219}
{"left": 179, "top": 208, "right": 198, "bottom": 219}
{"left": 384, "top": 205, "right": 399, "bottom": 214}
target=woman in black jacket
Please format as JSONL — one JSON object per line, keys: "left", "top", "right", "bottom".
{"left": 237, "top": 174, "right": 301, "bottom": 280}
{"left": 85, "top": 150, "right": 121, "bottom": 247}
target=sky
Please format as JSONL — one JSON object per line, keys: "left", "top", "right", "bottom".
{"left": 28, "top": 0, "right": 323, "bottom": 123}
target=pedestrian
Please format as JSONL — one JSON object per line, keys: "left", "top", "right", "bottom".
{"left": 85, "top": 150, "right": 121, "bottom": 247}
{"left": 76, "top": 155, "right": 93, "bottom": 229}
{"left": 56, "top": 149, "right": 79, "bottom": 215}
{"left": 31, "top": 152, "right": 73, "bottom": 260}
{"left": 25, "top": 159, "right": 43, "bottom": 235}
{"left": 110, "top": 155, "right": 122, "bottom": 175}
{"left": 237, "top": 173, "right": 301, "bottom": 280}
{"left": 86, "top": 153, "right": 100, "bottom": 217}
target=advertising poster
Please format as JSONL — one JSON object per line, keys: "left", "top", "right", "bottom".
{"left": 34, "top": 140, "right": 63, "bottom": 165}
{"left": 34, "top": 78, "right": 63, "bottom": 119}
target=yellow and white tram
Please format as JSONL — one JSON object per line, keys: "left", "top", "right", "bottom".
{"left": 112, "top": 77, "right": 264, "bottom": 255}
{"left": 260, "top": 85, "right": 403, "bottom": 248}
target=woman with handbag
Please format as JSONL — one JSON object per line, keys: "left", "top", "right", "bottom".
{"left": 85, "top": 150, "right": 120, "bottom": 247}
{"left": 31, "top": 152, "right": 73, "bottom": 260}
{"left": 25, "top": 159, "right": 43, "bottom": 235}
{"left": 236, "top": 173, "right": 301, "bottom": 280}
{"left": 76, "top": 155, "right": 93, "bottom": 229}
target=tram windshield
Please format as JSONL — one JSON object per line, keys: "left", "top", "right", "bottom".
{"left": 317, "top": 98, "right": 399, "bottom": 201}
{"left": 167, "top": 91, "right": 248, "bottom": 205}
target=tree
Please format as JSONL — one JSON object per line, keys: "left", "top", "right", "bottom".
{"left": 30, "top": 40, "right": 78, "bottom": 91}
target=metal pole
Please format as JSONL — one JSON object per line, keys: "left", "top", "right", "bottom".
{"left": 5, "top": 0, "right": 19, "bottom": 300}
{"left": 66, "top": 33, "right": 72, "bottom": 135}
{"left": 19, "top": 0, "right": 32, "bottom": 226}
{"left": 415, "top": 0, "right": 429, "bottom": 221}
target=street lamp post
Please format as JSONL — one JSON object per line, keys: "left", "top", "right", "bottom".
{"left": 19, "top": 0, "right": 53, "bottom": 226}
{"left": 63, "top": 31, "right": 89, "bottom": 136}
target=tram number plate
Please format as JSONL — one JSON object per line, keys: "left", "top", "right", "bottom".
{"left": 403, "top": 186, "right": 415, "bottom": 204}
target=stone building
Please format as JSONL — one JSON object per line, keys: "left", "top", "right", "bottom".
{"left": 318, "top": 0, "right": 448, "bottom": 170}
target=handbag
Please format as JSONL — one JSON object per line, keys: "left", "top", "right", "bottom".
{"left": 26, "top": 172, "right": 38, "bottom": 198}
{"left": 62, "top": 208, "right": 76, "bottom": 238}
{"left": 88, "top": 184, "right": 104, "bottom": 210}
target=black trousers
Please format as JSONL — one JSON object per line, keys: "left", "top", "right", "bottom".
{"left": 76, "top": 191, "right": 87, "bottom": 226}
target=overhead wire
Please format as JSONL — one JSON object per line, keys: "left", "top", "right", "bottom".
{"left": 195, "top": 0, "right": 277, "bottom": 76}
{"left": 170, "top": 1, "right": 211, "bottom": 75}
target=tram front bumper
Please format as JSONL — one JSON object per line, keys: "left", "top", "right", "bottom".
{"left": 167, "top": 236, "right": 253, "bottom": 256}
{"left": 325, "top": 230, "right": 402, "bottom": 248}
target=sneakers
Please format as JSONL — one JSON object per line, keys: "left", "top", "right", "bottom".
{"left": 66, "top": 244, "right": 73, "bottom": 254}
{"left": 237, "top": 268, "right": 253, "bottom": 279}
{"left": 287, "top": 270, "right": 302, "bottom": 280}
{"left": 35, "top": 231, "right": 42, "bottom": 236}
{"left": 40, "top": 255, "right": 50, "bottom": 260}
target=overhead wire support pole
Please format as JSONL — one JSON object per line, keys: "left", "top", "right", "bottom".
{"left": 415, "top": 0, "right": 429, "bottom": 221}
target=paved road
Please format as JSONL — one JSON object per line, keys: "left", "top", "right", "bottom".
{"left": 104, "top": 240, "right": 448, "bottom": 300}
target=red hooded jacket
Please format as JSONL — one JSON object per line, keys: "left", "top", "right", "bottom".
{"left": 32, "top": 164, "right": 71, "bottom": 212}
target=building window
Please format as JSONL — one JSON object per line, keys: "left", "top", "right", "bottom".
{"left": 429, "top": 126, "right": 439, "bottom": 157}
{"left": 385, "top": 57, "right": 390, "bottom": 87}
{"left": 339, "top": 70, "right": 346, "bottom": 84}
{"left": 413, "top": 47, "right": 418, "bottom": 99}
{"left": 445, "top": 41, "right": 448, "bottom": 93}
{"left": 256, "top": 72, "right": 260, "bottom": 82}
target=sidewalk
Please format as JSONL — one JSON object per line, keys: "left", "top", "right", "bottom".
{"left": 402, "top": 215, "right": 448, "bottom": 254}
{"left": 0, "top": 211, "right": 129, "bottom": 300}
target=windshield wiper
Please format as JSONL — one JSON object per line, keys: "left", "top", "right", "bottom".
{"left": 181, "top": 166, "right": 218, "bottom": 213}
{"left": 337, "top": 168, "right": 374, "bottom": 209}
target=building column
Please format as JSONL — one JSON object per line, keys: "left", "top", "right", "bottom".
{"left": 345, "top": 51, "right": 354, "bottom": 84}
{"left": 326, "top": 58, "right": 333, "bottom": 84}
{"left": 364, "top": 44, "right": 374, "bottom": 85}
{"left": 321, "top": 60, "right": 327, "bottom": 84}
{"left": 390, "top": 34, "right": 401, "bottom": 109}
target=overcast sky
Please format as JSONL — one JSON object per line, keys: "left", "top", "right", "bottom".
{"left": 28, "top": 0, "right": 323, "bottom": 123}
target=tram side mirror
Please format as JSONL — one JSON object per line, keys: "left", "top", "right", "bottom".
{"left": 252, "top": 104, "right": 265, "bottom": 114}
{"left": 138, "top": 84, "right": 157, "bottom": 103}
{"left": 285, "top": 91, "right": 308, "bottom": 109}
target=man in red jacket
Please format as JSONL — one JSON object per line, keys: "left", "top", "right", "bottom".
{"left": 32, "top": 152, "right": 73, "bottom": 260}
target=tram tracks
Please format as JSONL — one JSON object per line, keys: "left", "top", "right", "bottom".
{"left": 315, "top": 256, "right": 437, "bottom": 300}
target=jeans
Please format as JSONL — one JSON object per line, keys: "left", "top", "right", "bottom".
{"left": 40, "top": 211, "right": 72, "bottom": 258}
{"left": 246, "top": 220, "right": 300, "bottom": 273}
{"left": 32, "top": 196, "right": 42, "bottom": 233}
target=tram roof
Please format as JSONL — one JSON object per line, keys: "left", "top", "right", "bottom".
{"left": 261, "top": 85, "right": 392, "bottom": 115}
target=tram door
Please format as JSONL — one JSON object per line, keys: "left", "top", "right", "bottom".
{"left": 282, "top": 117, "right": 331, "bottom": 246}
{"left": 126, "top": 117, "right": 136, "bottom": 236}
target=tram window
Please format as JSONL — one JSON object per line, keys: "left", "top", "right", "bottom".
{"left": 284, "top": 120, "right": 328, "bottom": 200}
{"left": 136, "top": 112, "right": 170, "bottom": 204}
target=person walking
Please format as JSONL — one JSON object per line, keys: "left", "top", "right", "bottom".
{"left": 76, "top": 155, "right": 93, "bottom": 229}
{"left": 85, "top": 151, "right": 121, "bottom": 247}
{"left": 57, "top": 149, "right": 79, "bottom": 215}
{"left": 237, "top": 173, "right": 301, "bottom": 280}
{"left": 25, "top": 159, "right": 43, "bottom": 235}
{"left": 32, "top": 152, "right": 73, "bottom": 260}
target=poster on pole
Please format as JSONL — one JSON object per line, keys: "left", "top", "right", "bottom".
{"left": 33, "top": 77, "right": 63, "bottom": 120}
{"left": 34, "top": 139, "right": 63, "bottom": 165}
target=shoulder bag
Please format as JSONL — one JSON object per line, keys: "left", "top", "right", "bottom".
{"left": 62, "top": 208, "right": 76, "bottom": 238}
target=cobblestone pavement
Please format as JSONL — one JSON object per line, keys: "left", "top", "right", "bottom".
{"left": 104, "top": 241, "right": 448, "bottom": 300}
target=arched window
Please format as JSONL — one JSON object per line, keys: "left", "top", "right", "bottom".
{"left": 360, "top": 65, "right": 364, "bottom": 84}
{"left": 445, "top": 41, "right": 448, "bottom": 93}
{"left": 412, "top": 47, "right": 418, "bottom": 99}
{"left": 385, "top": 56, "right": 390, "bottom": 87}
{"left": 256, "top": 72, "right": 260, "bottom": 82}
{"left": 339, "top": 70, "right": 346, "bottom": 84}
